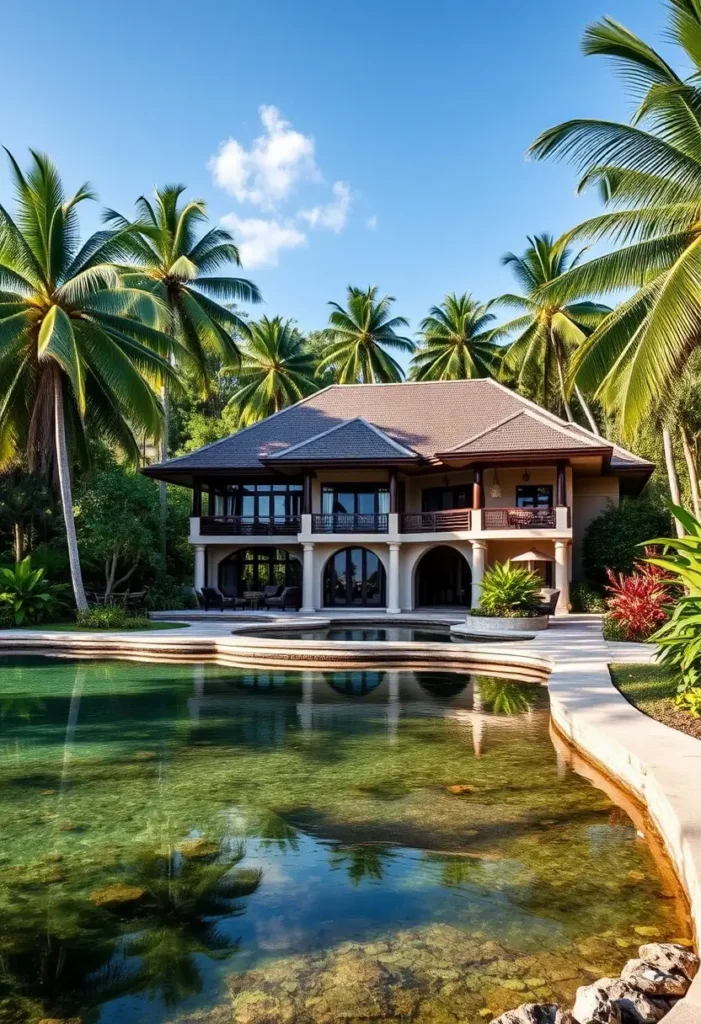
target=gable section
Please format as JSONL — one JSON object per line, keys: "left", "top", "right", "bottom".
{"left": 442, "top": 409, "right": 608, "bottom": 456}
{"left": 265, "top": 417, "right": 419, "bottom": 462}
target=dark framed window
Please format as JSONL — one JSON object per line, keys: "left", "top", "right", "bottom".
{"left": 515, "top": 485, "right": 553, "bottom": 508}
{"left": 323, "top": 547, "right": 386, "bottom": 607}
{"left": 218, "top": 547, "right": 301, "bottom": 596}
{"left": 213, "top": 482, "right": 303, "bottom": 519}
{"left": 321, "top": 485, "right": 389, "bottom": 516}
{"left": 422, "top": 486, "right": 470, "bottom": 513}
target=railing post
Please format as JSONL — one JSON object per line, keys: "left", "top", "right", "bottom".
{"left": 300, "top": 513, "right": 312, "bottom": 537}
{"left": 555, "top": 506, "right": 570, "bottom": 530}
{"left": 471, "top": 507, "right": 483, "bottom": 533}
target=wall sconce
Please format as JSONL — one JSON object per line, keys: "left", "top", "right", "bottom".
{"left": 489, "top": 469, "right": 502, "bottom": 499}
{"left": 522, "top": 469, "right": 531, "bottom": 482}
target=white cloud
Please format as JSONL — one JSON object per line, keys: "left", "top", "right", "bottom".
{"left": 208, "top": 105, "right": 319, "bottom": 209}
{"left": 366, "top": 214, "right": 378, "bottom": 230}
{"left": 299, "top": 181, "right": 352, "bottom": 233}
{"left": 221, "top": 213, "right": 306, "bottom": 268}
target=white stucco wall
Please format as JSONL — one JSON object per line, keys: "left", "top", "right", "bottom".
{"left": 572, "top": 476, "right": 620, "bottom": 580}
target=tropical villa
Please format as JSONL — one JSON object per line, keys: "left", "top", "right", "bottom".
{"left": 145, "top": 379, "right": 653, "bottom": 616}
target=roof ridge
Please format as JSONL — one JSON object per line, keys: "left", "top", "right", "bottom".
{"left": 441, "top": 410, "right": 525, "bottom": 452}
{"left": 266, "top": 416, "right": 419, "bottom": 461}
{"left": 484, "top": 379, "right": 612, "bottom": 449}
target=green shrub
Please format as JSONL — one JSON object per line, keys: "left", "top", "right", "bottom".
{"left": 0, "top": 557, "right": 65, "bottom": 625}
{"left": 570, "top": 581, "right": 606, "bottom": 613}
{"left": 76, "top": 606, "right": 152, "bottom": 631}
{"left": 146, "top": 577, "right": 198, "bottom": 611}
{"left": 582, "top": 496, "right": 671, "bottom": 589}
{"left": 476, "top": 561, "right": 542, "bottom": 618}
{"left": 602, "top": 615, "right": 629, "bottom": 642}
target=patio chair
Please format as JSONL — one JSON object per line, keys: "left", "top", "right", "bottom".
{"left": 200, "top": 586, "right": 245, "bottom": 612}
{"left": 532, "top": 589, "right": 560, "bottom": 616}
{"left": 263, "top": 586, "right": 300, "bottom": 611}
{"left": 262, "top": 584, "right": 284, "bottom": 602}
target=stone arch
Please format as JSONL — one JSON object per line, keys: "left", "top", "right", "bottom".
{"left": 408, "top": 543, "right": 472, "bottom": 609}
{"left": 216, "top": 545, "right": 302, "bottom": 596}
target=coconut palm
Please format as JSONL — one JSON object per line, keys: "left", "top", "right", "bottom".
{"left": 104, "top": 186, "right": 262, "bottom": 525}
{"left": 409, "top": 293, "right": 501, "bottom": 381}
{"left": 494, "top": 234, "right": 609, "bottom": 432}
{"left": 226, "top": 316, "right": 318, "bottom": 426}
{"left": 319, "top": 286, "right": 415, "bottom": 383}
{"left": 528, "top": 2, "right": 701, "bottom": 436}
{"left": 0, "top": 151, "right": 177, "bottom": 610}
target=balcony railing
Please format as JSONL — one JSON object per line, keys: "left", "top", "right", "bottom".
{"left": 199, "top": 515, "right": 301, "bottom": 536}
{"left": 401, "top": 509, "right": 472, "bottom": 533}
{"left": 482, "top": 507, "right": 557, "bottom": 530}
{"left": 311, "top": 513, "right": 389, "bottom": 534}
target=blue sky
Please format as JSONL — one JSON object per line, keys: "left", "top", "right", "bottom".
{"left": 1, "top": 0, "right": 673, "bottom": 357}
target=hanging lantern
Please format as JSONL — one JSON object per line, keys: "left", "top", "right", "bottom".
{"left": 489, "top": 469, "right": 502, "bottom": 499}
{"left": 522, "top": 468, "right": 531, "bottom": 482}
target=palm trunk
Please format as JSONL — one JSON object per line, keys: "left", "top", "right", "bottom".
{"left": 551, "top": 329, "right": 574, "bottom": 422}
{"left": 14, "top": 523, "right": 23, "bottom": 563}
{"left": 159, "top": 380, "right": 169, "bottom": 562}
{"left": 681, "top": 425, "right": 701, "bottom": 520}
{"left": 574, "top": 384, "right": 601, "bottom": 436}
{"left": 54, "top": 373, "right": 88, "bottom": 611}
{"left": 662, "top": 425, "right": 685, "bottom": 538}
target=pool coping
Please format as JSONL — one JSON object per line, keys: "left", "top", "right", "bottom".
{"left": 1, "top": 613, "right": 700, "bottom": 1019}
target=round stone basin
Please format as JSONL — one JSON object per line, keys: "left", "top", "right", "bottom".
{"left": 237, "top": 624, "right": 486, "bottom": 643}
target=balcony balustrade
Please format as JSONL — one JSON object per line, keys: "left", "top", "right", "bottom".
{"left": 199, "top": 515, "right": 301, "bottom": 536}
{"left": 400, "top": 509, "right": 472, "bottom": 533}
{"left": 482, "top": 507, "right": 557, "bottom": 530}
{"left": 311, "top": 513, "right": 389, "bottom": 534}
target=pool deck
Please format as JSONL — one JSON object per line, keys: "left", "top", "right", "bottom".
{"left": 0, "top": 611, "right": 700, "bottom": 1020}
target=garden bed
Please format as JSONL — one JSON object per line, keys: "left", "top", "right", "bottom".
{"left": 610, "top": 663, "right": 701, "bottom": 741}
{"left": 0, "top": 620, "right": 186, "bottom": 633}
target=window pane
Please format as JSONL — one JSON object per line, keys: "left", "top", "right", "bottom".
{"left": 357, "top": 492, "right": 375, "bottom": 515}
{"left": 258, "top": 495, "right": 270, "bottom": 517}
{"left": 335, "top": 492, "right": 355, "bottom": 514}
{"left": 273, "top": 495, "right": 286, "bottom": 519}
{"left": 377, "top": 489, "right": 390, "bottom": 514}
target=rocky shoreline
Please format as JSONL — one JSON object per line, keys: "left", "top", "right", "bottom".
{"left": 492, "top": 942, "right": 699, "bottom": 1024}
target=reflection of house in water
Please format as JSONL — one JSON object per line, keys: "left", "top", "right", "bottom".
{"left": 188, "top": 667, "right": 547, "bottom": 757}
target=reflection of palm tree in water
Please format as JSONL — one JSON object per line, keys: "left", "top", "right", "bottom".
{"left": 254, "top": 810, "right": 300, "bottom": 851}
{"left": 330, "top": 843, "right": 396, "bottom": 885}
{"left": 475, "top": 677, "right": 539, "bottom": 716}
{"left": 121, "top": 843, "right": 262, "bottom": 1009}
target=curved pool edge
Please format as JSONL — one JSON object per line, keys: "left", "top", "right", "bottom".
{"left": 0, "top": 614, "right": 700, "bottom": 1019}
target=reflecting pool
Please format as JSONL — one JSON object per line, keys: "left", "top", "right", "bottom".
{"left": 0, "top": 656, "right": 690, "bottom": 1024}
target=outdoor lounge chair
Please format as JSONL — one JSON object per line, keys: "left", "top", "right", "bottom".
{"left": 263, "top": 586, "right": 300, "bottom": 611}
{"left": 532, "top": 589, "right": 559, "bottom": 616}
{"left": 200, "top": 586, "right": 245, "bottom": 612}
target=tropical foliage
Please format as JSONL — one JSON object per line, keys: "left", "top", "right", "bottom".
{"left": 475, "top": 561, "right": 543, "bottom": 617}
{"left": 495, "top": 234, "right": 608, "bottom": 430}
{"left": 603, "top": 555, "right": 671, "bottom": 642}
{"left": 409, "top": 293, "right": 500, "bottom": 381}
{"left": 320, "top": 286, "right": 415, "bottom": 383}
{"left": 226, "top": 316, "right": 318, "bottom": 426}
{"left": 0, "top": 150, "right": 181, "bottom": 609}
{"left": 0, "top": 556, "right": 65, "bottom": 625}
{"left": 647, "top": 505, "right": 701, "bottom": 711}
{"left": 528, "top": 2, "right": 701, "bottom": 437}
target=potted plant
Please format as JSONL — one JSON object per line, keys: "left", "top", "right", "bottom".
{"left": 468, "top": 561, "right": 550, "bottom": 633}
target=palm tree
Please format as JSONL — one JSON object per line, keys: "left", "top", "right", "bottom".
{"left": 0, "top": 151, "right": 177, "bottom": 610}
{"left": 409, "top": 293, "right": 501, "bottom": 381}
{"left": 319, "top": 286, "right": 415, "bottom": 383}
{"left": 226, "top": 316, "right": 318, "bottom": 426}
{"left": 494, "top": 234, "right": 609, "bottom": 432}
{"left": 104, "top": 187, "right": 262, "bottom": 525}
{"left": 528, "top": 3, "right": 701, "bottom": 436}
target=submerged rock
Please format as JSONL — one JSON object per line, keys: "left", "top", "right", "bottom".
{"left": 176, "top": 837, "right": 220, "bottom": 859}
{"left": 620, "top": 958, "right": 689, "bottom": 998}
{"left": 489, "top": 1004, "right": 574, "bottom": 1024}
{"left": 637, "top": 942, "right": 700, "bottom": 982}
{"left": 88, "top": 883, "right": 146, "bottom": 909}
{"left": 446, "top": 784, "right": 477, "bottom": 795}
{"left": 571, "top": 983, "right": 622, "bottom": 1023}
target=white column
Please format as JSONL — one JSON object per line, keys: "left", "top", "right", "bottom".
{"left": 301, "top": 543, "right": 315, "bottom": 613}
{"left": 387, "top": 543, "right": 401, "bottom": 614}
{"left": 471, "top": 541, "right": 487, "bottom": 609}
{"left": 554, "top": 540, "right": 570, "bottom": 615}
{"left": 194, "top": 545, "right": 206, "bottom": 592}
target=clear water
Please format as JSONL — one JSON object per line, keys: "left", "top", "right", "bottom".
{"left": 0, "top": 655, "right": 689, "bottom": 1024}
{"left": 241, "top": 626, "right": 475, "bottom": 643}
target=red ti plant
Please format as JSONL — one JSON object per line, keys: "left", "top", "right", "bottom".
{"left": 605, "top": 549, "right": 672, "bottom": 642}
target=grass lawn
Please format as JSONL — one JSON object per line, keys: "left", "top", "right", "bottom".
{"left": 6, "top": 621, "right": 187, "bottom": 633}
{"left": 610, "top": 663, "right": 701, "bottom": 741}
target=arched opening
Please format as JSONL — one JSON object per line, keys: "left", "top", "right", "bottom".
{"left": 218, "top": 547, "right": 301, "bottom": 597}
{"left": 323, "top": 547, "right": 386, "bottom": 607}
{"left": 415, "top": 546, "right": 471, "bottom": 607}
